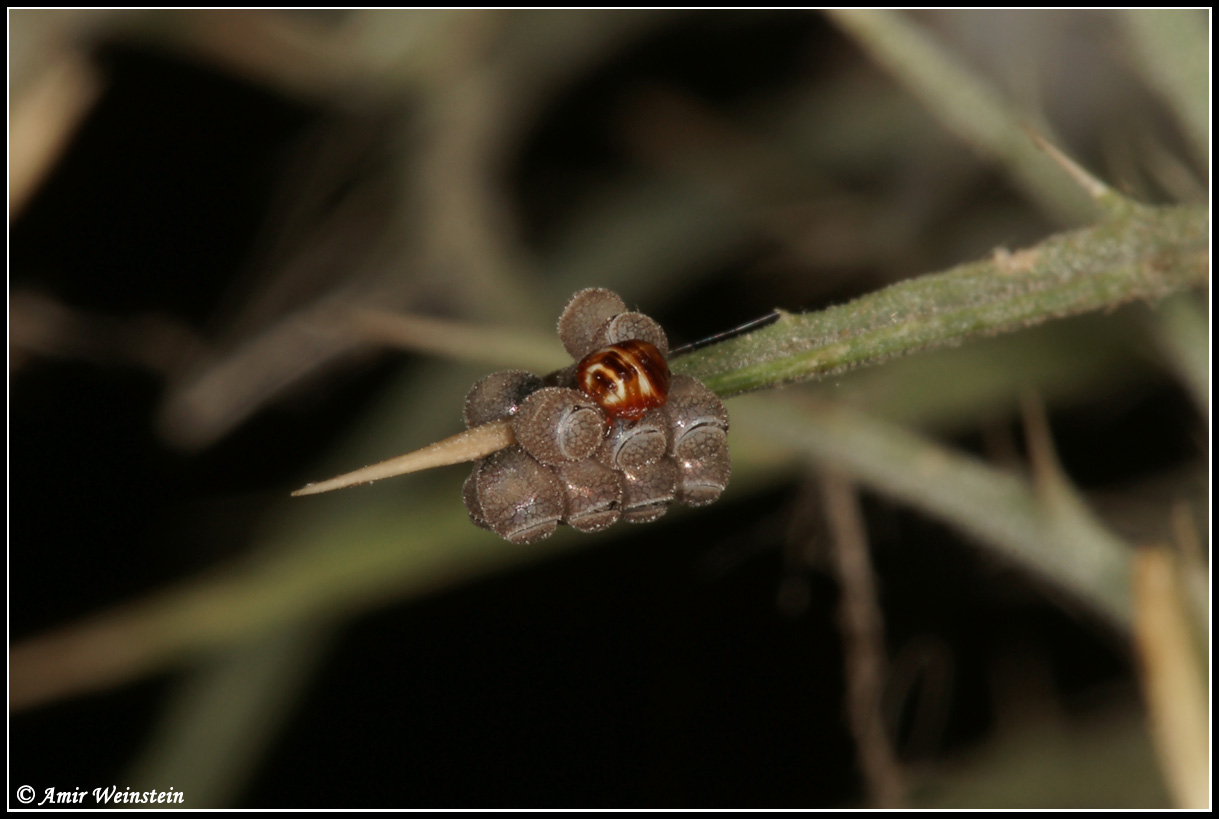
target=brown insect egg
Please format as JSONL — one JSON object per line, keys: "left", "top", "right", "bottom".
{"left": 576, "top": 339, "right": 670, "bottom": 421}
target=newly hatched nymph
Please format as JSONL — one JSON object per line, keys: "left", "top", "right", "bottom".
{"left": 293, "top": 288, "right": 730, "bottom": 544}
{"left": 577, "top": 339, "right": 670, "bottom": 421}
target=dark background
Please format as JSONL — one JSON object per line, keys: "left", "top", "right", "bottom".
{"left": 10, "top": 10, "right": 1204, "bottom": 808}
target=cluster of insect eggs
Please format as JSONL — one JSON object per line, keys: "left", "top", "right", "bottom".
{"left": 463, "top": 288, "right": 730, "bottom": 544}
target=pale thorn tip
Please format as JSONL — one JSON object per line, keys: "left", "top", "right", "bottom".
{"left": 292, "top": 419, "right": 516, "bottom": 496}
{"left": 1023, "top": 126, "right": 1121, "bottom": 204}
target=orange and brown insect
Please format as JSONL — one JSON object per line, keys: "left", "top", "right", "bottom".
{"left": 576, "top": 339, "right": 671, "bottom": 420}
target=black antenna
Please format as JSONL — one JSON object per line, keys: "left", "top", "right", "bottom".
{"left": 669, "top": 311, "right": 781, "bottom": 358}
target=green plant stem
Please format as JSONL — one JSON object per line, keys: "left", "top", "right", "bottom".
{"left": 674, "top": 204, "right": 1207, "bottom": 397}
{"left": 125, "top": 624, "right": 333, "bottom": 808}
{"left": 1120, "top": 10, "right": 1209, "bottom": 172}
{"left": 825, "top": 9, "right": 1094, "bottom": 224}
{"left": 7, "top": 480, "right": 552, "bottom": 711}
{"left": 733, "top": 395, "right": 1133, "bottom": 627}
{"left": 1145, "top": 292, "right": 1209, "bottom": 414}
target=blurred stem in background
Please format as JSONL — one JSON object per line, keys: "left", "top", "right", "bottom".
{"left": 9, "top": 9, "right": 1207, "bottom": 808}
